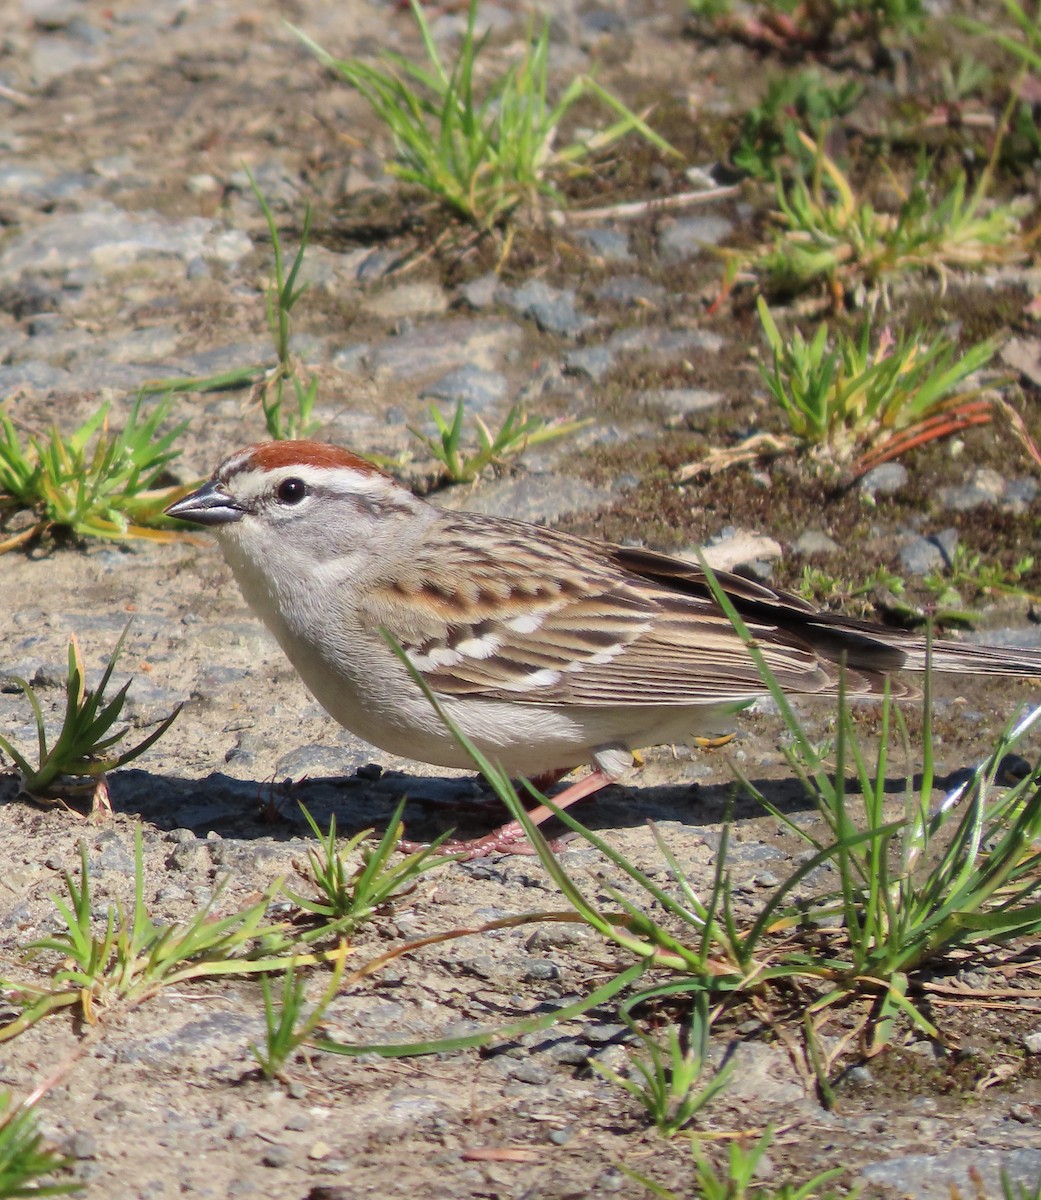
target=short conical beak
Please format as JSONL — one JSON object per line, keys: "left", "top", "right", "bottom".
{"left": 165, "top": 479, "right": 245, "bottom": 527}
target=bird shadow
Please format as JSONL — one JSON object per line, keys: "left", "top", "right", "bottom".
{"left": 0, "top": 757, "right": 983, "bottom": 847}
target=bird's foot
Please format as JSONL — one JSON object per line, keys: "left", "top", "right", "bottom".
{"left": 399, "top": 768, "right": 614, "bottom": 860}
{"left": 419, "top": 822, "right": 577, "bottom": 860}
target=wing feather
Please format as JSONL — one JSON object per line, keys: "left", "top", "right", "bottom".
{"left": 360, "top": 512, "right": 834, "bottom": 707}
{"left": 358, "top": 509, "right": 1038, "bottom": 709}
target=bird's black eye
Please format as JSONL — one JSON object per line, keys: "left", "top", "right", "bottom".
{"left": 276, "top": 477, "right": 307, "bottom": 505}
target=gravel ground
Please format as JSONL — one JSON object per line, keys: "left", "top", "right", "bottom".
{"left": 1, "top": 1, "right": 1041, "bottom": 1197}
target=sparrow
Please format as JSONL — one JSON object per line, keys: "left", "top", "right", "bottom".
{"left": 166, "top": 439, "right": 1041, "bottom": 853}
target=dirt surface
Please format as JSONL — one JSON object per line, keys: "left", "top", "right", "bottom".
{"left": 1, "top": 1, "right": 1041, "bottom": 1198}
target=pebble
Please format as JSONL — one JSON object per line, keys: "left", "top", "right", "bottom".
{"left": 419, "top": 364, "right": 509, "bottom": 411}
{"left": 30, "top": 34, "right": 104, "bottom": 85}
{"left": 937, "top": 473, "right": 1003, "bottom": 512}
{"left": 562, "top": 345, "right": 615, "bottom": 381}
{"left": 656, "top": 214, "right": 734, "bottom": 260}
{"left": 641, "top": 388, "right": 723, "bottom": 421}
{"left": 1003, "top": 476, "right": 1039, "bottom": 513}
{"left": 548, "top": 1039, "right": 590, "bottom": 1065}
{"left": 859, "top": 461, "right": 908, "bottom": 496}
{"left": 112, "top": 1014, "right": 259, "bottom": 1065}
{"left": 607, "top": 325, "right": 725, "bottom": 358}
{"left": 355, "top": 247, "right": 404, "bottom": 282}
{"left": 898, "top": 529, "right": 958, "bottom": 576}
{"left": 791, "top": 529, "right": 840, "bottom": 557}
{"left": 573, "top": 227, "right": 632, "bottom": 262}
{"left": 582, "top": 1023, "right": 630, "bottom": 1045}
{"left": 1023, "top": 1030, "right": 1041, "bottom": 1054}
{"left": 502, "top": 280, "right": 597, "bottom": 338}
{"left": 844, "top": 1065, "right": 873, "bottom": 1088}
{"left": 0, "top": 204, "right": 252, "bottom": 284}
{"left": 594, "top": 1168, "right": 625, "bottom": 1192}
{"left": 445, "top": 474, "right": 615, "bottom": 524}
{"left": 367, "top": 317, "right": 524, "bottom": 380}
{"left": 457, "top": 272, "right": 500, "bottom": 309}
{"left": 857, "top": 1149, "right": 1041, "bottom": 1200}
{"left": 593, "top": 275, "right": 666, "bottom": 308}
{"left": 503, "top": 1060, "right": 552, "bottom": 1085}
{"left": 700, "top": 527, "right": 783, "bottom": 572}
{"left": 364, "top": 282, "right": 450, "bottom": 320}
{"left": 548, "top": 1126, "right": 575, "bottom": 1145}
{"left": 521, "top": 958, "right": 560, "bottom": 981}
{"left": 331, "top": 342, "right": 371, "bottom": 373}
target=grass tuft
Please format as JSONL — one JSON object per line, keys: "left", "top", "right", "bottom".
{"left": 590, "top": 991, "right": 733, "bottom": 1137}
{"left": 756, "top": 298, "right": 1000, "bottom": 467}
{"left": 285, "top": 801, "right": 453, "bottom": 939}
{"left": 0, "top": 830, "right": 303, "bottom": 1041}
{"left": 0, "top": 622, "right": 180, "bottom": 809}
{"left": 292, "top": 0, "right": 677, "bottom": 229}
{"left": 0, "top": 1091, "right": 78, "bottom": 1197}
{"left": 0, "top": 397, "right": 189, "bottom": 554}
{"left": 409, "top": 399, "right": 591, "bottom": 484}
{"left": 739, "top": 138, "right": 1027, "bottom": 306}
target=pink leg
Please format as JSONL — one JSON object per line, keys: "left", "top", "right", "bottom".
{"left": 425, "top": 769, "right": 615, "bottom": 860}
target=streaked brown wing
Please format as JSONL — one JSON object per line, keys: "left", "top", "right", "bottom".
{"left": 361, "top": 513, "right": 836, "bottom": 707}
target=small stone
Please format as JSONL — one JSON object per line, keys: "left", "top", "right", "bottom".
{"left": 521, "top": 958, "right": 559, "bottom": 981}
{"left": 64, "top": 1133, "right": 98, "bottom": 1160}
{"left": 447, "top": 473, "right": 614, "bottom": 524}
{"left": 657, "top": 215, "right": 734, "bottom": 261}
{"left": 906, "top": 1039, "right": 944, "bottom": 1060}
{"left": 898, "top": 531, "right": 957, "bottom": 576}
{"left": 420, "top": 364, "right": 508, "bottom": 412}
{"left": 735, "top": 559, "right": 774, "bottom": 584}
{"left": 934, "top": 527, "right": 959, "bottom": 560}
{"left": 1023, "top": 1030, "right": 1041, "bottom": 1054}
{"left": 503, "top": 280, "right": 596, "bottom": 338}
{"left": 859, "top": 462, "right": 908, "bottom": 496}
{"left": 365, "top": 282, "right": 449, "bottom": 320}
{"left": 548, "top": 1039, "right": 589, "bottom": 1065}
{"left": 595, "top": 1168, "right": 625, "bottom": 1193}
{"left": 641, "top": 388, "right": 723, "bottom": 421}
{"left": 458, "top": 272, "right": 500, "bottom": 309}
{"left": 332, "top": 343, "right": 371, "bottom": 373}
{"left": 573, "top": 227, "right": 632, "bottom": 262}
{"left": 591, "top": 1044, "right": 631, "bottom": 1074}
{"left": 186, "top": 173, "right": 221, "bottom": 195}
{"left": 261, "top": 1145, "right": 291, "bottom": 1169}
{"left": 367, "top": 317, "right": 524, "bottom": 380}
{"left": 355, "top": 248, "right": 401, "bottom": 282}
{"left": 563, "top": 345, "right": 615, "bottom": 381}
{"left": 583, "top": 1023, "right": 629, "bottom": 1045}
{"left": 937, "top": 483, "right": 994, "bottom": 512}
{"left": 1003, "top": 476, "right": 1039, "bottom": 513}
{"left": 593, "top": 276, "right": 666, "bottom": 307}
{"left": 275, "top": 745, "right": 371, "bottom": 779}
{"left": 699, "top": 527, "right": 783, "bottom": 572}
{"left": 507, "top": 1061, "right": 551, "bottom": 1085}
{"left": 792, "top": 530, "right": 840, "bottom": 557}
{"left": 607, "top": 325, "right": 725, "bottom": 359}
